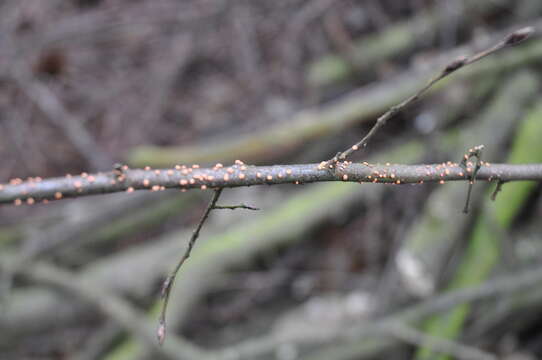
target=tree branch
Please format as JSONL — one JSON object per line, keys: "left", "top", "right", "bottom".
{"left": 158, "top": 188, "right": 223, "bottom": 345}
{"left": 214, "top": 204, "right": 260, "bottom": 210}
{"left": 321, "top": 26, "right": 534, "bottom": 169}
{"left": 1, "top": 162, "right": 542, "bottom": 205}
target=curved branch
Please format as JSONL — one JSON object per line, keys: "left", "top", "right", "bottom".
{"left": 1, "top": 162, "right": 542, "bottom": 205}
{"left": 158, "top": 188, "right": 223, "bottom": 345}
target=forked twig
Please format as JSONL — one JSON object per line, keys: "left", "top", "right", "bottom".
{"left": 157, "top": 190, "right": 260, "bottom": 344}
{"left": 158, "top": 188, "right": 223, "bottom": 344}
{"left": 320, "top": 27, "right": 534, "bottom": 171}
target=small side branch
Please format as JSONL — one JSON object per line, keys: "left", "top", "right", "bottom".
{"left": 320, "top": 26, "right": 534, "bottom": 171}
{"left": 214, "top": 204, "right": 260, "bottom": 210}
{"left": 158, "top": 188, "right": 223, "bottom": 344}
{"left": 461, "top": 145, "right": 484, "bottom": 214}
{"left": 490, "top": 180, "right": 506, "bottom": 201}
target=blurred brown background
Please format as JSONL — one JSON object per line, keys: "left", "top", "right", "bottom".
{"left": 1, "top": 1, "right": 542, "bottom": 360}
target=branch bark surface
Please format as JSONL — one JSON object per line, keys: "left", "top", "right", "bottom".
{"left": 2, "top": 162, "right": 542, "bottom": 205}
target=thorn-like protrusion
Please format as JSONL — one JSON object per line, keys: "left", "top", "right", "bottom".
{"left": 491, "top": 180, "right": 506, "bottom": 201}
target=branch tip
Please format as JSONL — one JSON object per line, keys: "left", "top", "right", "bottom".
{"left": 157, "top": 322, "right": 166, "bottom": 345}
{"left": 504, "top": 27, "right": 534, "bottom": 46}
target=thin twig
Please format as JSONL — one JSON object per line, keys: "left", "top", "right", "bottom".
{"left": 214, "top": 204, "right": 260, "bottom": 210}
{"left": 320, "top": 26, "right": 534, "bottom": 171}
{"left": 158, "top": 188, "right": 223, "bottom": 345}
{"left": 461, "top": 145, "right": 484, "bottom": 214}
{"left": 490, "top": 180, "right": 506, "bottom": 201}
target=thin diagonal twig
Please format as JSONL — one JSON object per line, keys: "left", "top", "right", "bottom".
{"left": 158, "top": 188, "right": 223, "bottom": 345}
{"left": 320, "top": 26, "right": 534, "bottom": 171}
